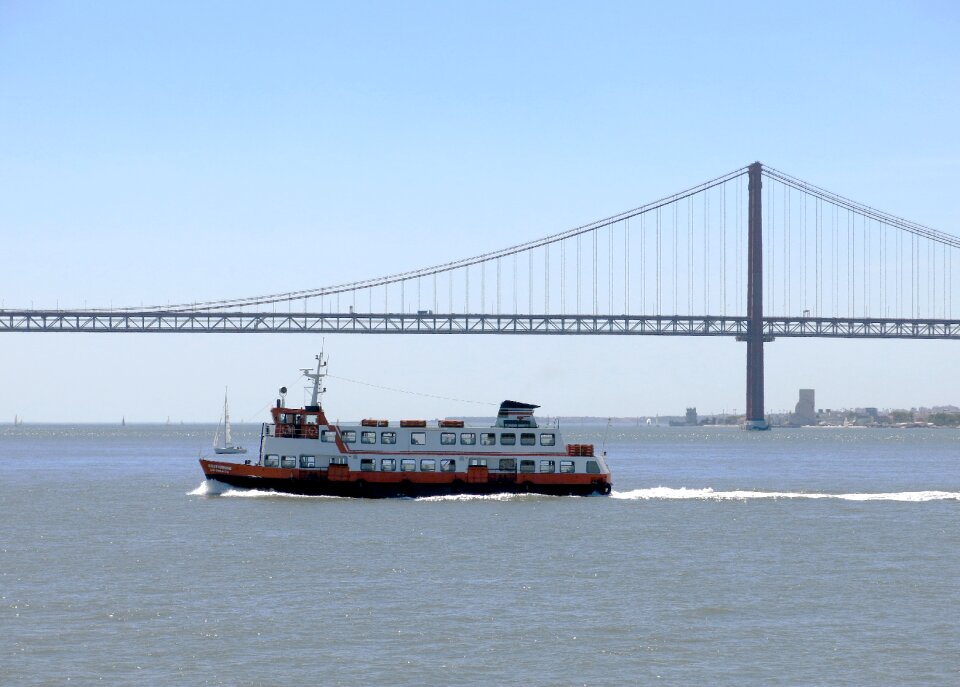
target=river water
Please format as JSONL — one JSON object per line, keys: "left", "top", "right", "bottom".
{"left": 2, "top": 424, "right": 959, "bottom": 685}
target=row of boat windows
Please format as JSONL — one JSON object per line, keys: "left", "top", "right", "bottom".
{"left": 320, "top": 430, "right": 556, "bottom": 447}
{"left": 264, "top": 454, "right": 600, "bottom": 473}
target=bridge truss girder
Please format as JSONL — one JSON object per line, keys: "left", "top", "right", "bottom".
{"left": 3, "top": 311, "right": 960, "bottom": 339}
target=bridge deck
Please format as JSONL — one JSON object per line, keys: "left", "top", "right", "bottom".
{"left": 3, "top": 311, "right": 960, "bottom": 339}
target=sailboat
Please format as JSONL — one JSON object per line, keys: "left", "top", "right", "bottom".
{"left": 214, "top": 388, "right": 247, "bottom": 455}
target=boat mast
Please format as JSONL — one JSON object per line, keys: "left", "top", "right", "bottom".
{"left": 301, "top": 352, "right": 328, "bottom": 409}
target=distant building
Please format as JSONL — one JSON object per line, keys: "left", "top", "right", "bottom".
{"left": 685, "top": 407, "right": 698, "bottom": 426}
{"left": 792, "top": 389, "right": 816, "bottom": 426}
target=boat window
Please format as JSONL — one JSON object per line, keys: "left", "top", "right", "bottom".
{"left": 420, "top": 459, "right": 436, "bottom": 471}
{"left": 460, "top": 432, "right": 476, "bottom": 445}
{"left": 360, "top": 458, "right": 375, "bottom": 472}
{"left": 440, "top": 458, "right": 456, "bottom": 472}
{"left": 519, "top": 460, "right": 535, "bottom": 473}
{"left": 410, "top": 432, "right": 426, "bottom": 446}
{"left": 480, "top": 433, "right": 496, "bottom": 446}
{"left": 500, "top": 433, "right": 516, "bottom": 445}
{"left": 520, "top": 433, "right": 536, "bottom": 446}
{"left": 299, "top": 455, "right": 316, "bottom": 468}
{"left": 381, "top": 458, "right": 396, "bottom": 471}
{"left": 361, "top": 431, "right": 376, "bottom": 444}
{"left": 264, "top": 454, "right": 280, "bottom": 467}
{"left": 342, "top": 430, "right": 356, "bottom": 443}
{"left": 499, "top": 458, "right": 516, "bottom": 471}
{"left": 381, "top": 431, "right": 397, "bottom": 445}
{"left": 586, "top": 460, "right": 601, "bottom": 474}
{"left": 440, "top": 432, "right": 457, "bottom": 445}
{"left": 540, "top": 433, "right": 556, "bottom": 446}
{"left": 330, "top": 456, "right": 348, "bottom": 465}
{"left": 321, "top": 430, "right": 337, "bottom": 443}
{"left": 468, "top": 458, "right": 487, "bottom": 467}
{"left": 560, "top": 460, "right": 575, "bottom": 474}
{"left": 540, "top": 460, "right": 555, "bottom": 473}
{"left": 305, "top": 414, "right": 318, "bottom": 425}
{"left": 401, "top": 458, "right": 416, "bottom": 472}
{"left": 279, "top": 413, "right": 288, "bottom": 424}
{"left": 280, "top": 456, "right": 297, "bottom": 468}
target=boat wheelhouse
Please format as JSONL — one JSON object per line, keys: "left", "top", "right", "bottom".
{"left": 199, "top": 356, "right": 612, "bottom": 498}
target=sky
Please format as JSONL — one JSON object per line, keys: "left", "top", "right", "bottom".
{"left": 1, "top": 1, "right": 959, "bottom": 422}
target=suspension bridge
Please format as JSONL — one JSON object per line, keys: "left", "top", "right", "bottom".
{"left": 4, "top": 162, "right": 959, "bottom": 428}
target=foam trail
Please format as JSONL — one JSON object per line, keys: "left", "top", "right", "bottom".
{"left": 611, "top": 487, "right": 960, "bottom": 502}
{"left": 415, "top": 493, "right": 551, "bottom": 502}
{"left": 187, "top": 480, "right": 343, "bottom": 499}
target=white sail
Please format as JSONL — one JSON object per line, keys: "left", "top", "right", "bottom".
{"left": 213, "top": 387, "right": 246, "bottom": 454}
{"left": 224, "top": 389, "right": 232, "bottom": 446}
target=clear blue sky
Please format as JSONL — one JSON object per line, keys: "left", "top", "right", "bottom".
{"left": 2, "top": 1, "right": 959, "bottom": 422}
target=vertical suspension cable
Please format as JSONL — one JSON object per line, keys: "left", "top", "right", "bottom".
{"left": 721, "top": 182, "right": 726, "bottom": 316}
{"left": 943, "top": 242, "right": 948, "bottom": 319}
{"left": 813, "top": 192, "right": 818, "bottom": 314}
{"left": 641, "top": 213, "right": 646, "bottom": 312}
{"left": 480, "top": 262, "right": 485, "bottom": 314}
{"left": 704, "top": 190, "right": 709, "bottom": 313}
{"left": 688, "top": 197, "right": 693, "bottom": 314}
{"left": 576, "top": 235, "right": 581, "bottom": 313}
{"left": 847, "top": 210, "right": 852, "bottom": 316}
{"left": 496, "top": 257, "right": 501, "bottom": 315}
{"left": 864, "top": 215, "right": 869, "bottom": 317}
{"left": 830, "top": 205, "right": 840, "bottom": 317}
{"left": 560, "top": 241, "right": 565, "bottom": 315}
{"left": 894, "top": 230, "right": 903, "bottom": 317}
{"left": 737, "top": 174, "right": 742, "bottom": 313}
{"left": 801, "top": 191, "right": 807, "bottom": 311}
{"left": 608, "top": 224, "right": 613, "bottom": 314}
{"left": 911, "top": 234, "right": 916, "bottom": 318}
{"left": 879, "top": 220, "right": 884, "bottom": 317}
{"left": 625, "top": 218, "right": 630, "bottom": 314}
{"left": 673, "top": 202, "right": 678, "bottom": 315}
{"left": 545, "top": 244, "right": 550, "bottom": 314}
{"left": 656, "top": 207, "right": 662, "bottom": 313}
{"left": 770, "top": 180, "right": 775, "bottom": 316}
{"left": 590, "top": 229, "right": 599, "bottom": 315}
{"left": 512, "top": 254, "right": 517, "bottom": 314}
{"left": 528, "top": 249, "right": 533, "bottom": 314}
{"left": 784, "top": 184, "right": 789, "bottom": 315}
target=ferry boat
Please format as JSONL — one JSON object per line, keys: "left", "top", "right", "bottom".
{"left": 199, "top": 356, "right": 613, "bottom": 498}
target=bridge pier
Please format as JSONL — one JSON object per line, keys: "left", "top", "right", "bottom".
{"left": 743, "top": 162, "right": 769, "bottom": 430}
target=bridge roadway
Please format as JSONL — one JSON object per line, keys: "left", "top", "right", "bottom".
{"left": 3, "top": 310, "right": 960, "bottom": 339}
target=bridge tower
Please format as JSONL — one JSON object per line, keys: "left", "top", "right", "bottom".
{"left": 743, "top": 161, "right": 770, "bottom": 430}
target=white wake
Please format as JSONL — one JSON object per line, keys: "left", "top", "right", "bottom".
{"left": 610, "top": 487, "right": 960, "bottom": 502}
{"left": 414, "top": 493, "right": 548, "bottom": 502}
{"left": 187, "top": 480, "right": 343, "bottom": 498}
{"left": 189, "top": 481, "right": 960, "bottom": 503}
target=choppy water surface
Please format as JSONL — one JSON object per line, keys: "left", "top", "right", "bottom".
{"left": 2, "top": 425, "right": 959, "bottom": 685}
